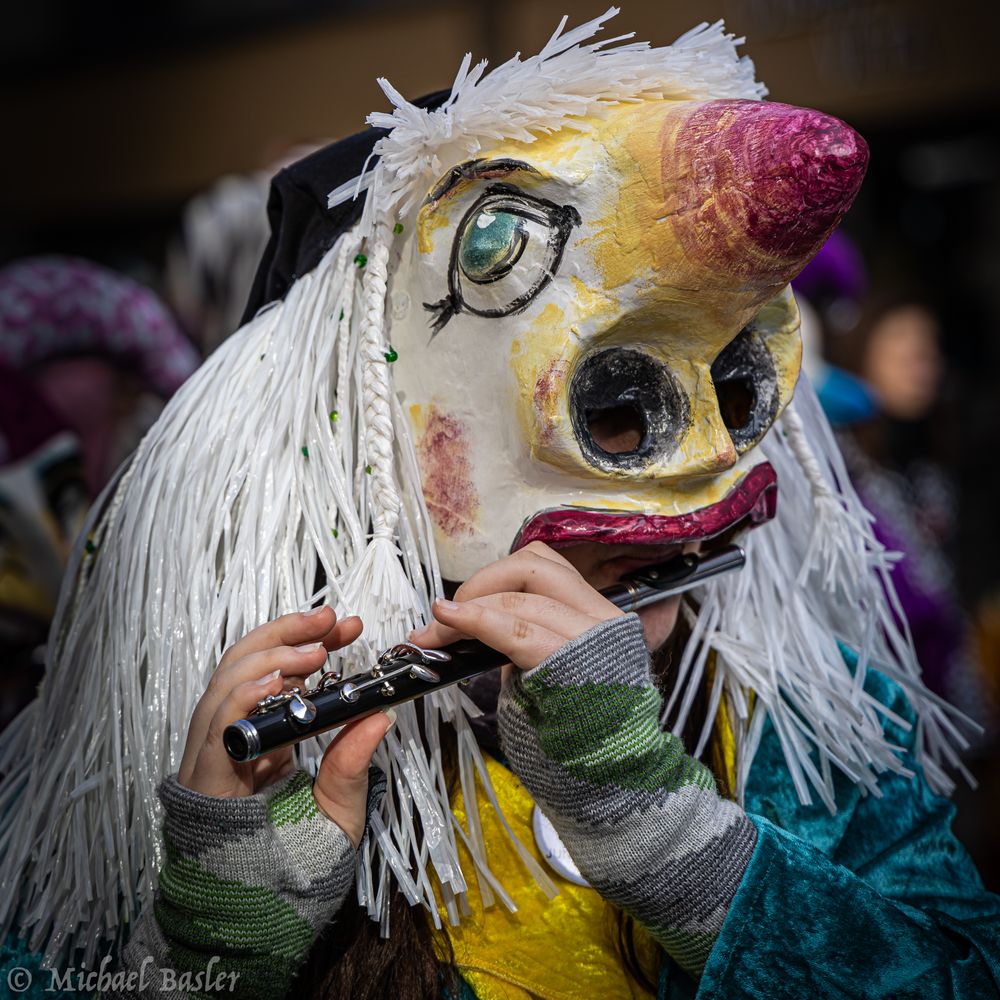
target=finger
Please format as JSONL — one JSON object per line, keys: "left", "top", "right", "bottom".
{"left": 412, "top": 591, "right": 602, "bottom": 650}
{"left": 323, "top": 712, "right": 394, "bottom": 783}
{"left": 217, "top": 607, "right": 358, "bottom": 673}
{"left": 205, "top": 671, "right": 292, "bottom": 754}
{"left": 187, "top": 616, "right": 363, "bottom": 766}
{"left": 215, "top": 641, "right": 330, "bottom": 692}
{"left": 250, "top": 749, "right": 296, "bottom": 789}
{"left": 424, "top": 599, "right": 566, "bottom": 670}
{"left": 514, "top": 539, "right": 580, "bottom": 571}
{"left": 184, "top": 669, "right": 287, "bottom": 791}
{"left": 314, "top": 711, "right": 395, "bottom": 847}
{"left": 183, "top": 642, "right": 332, "bottom": 776}
{"left": 452, "top": 548, "right": 618, "bottom": 620}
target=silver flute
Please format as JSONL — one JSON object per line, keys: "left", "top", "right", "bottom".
{"left": 224, "top": 545, "right": 745, "bottom": 762}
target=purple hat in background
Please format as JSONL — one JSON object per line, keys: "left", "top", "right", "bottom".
{"left": 792, "top": 229, "right": 868, "bottom": 306}
{"left": 0, "top": 256, "right": 199, "bottom": 396}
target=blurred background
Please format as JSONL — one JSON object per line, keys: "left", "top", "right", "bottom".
{"left": 1, "top": 0, "right": 999, "bottom": 884}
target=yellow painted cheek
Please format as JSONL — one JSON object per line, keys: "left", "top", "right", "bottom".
{"left": 485, "top": 128, "right": 590, "bottom": 171}
{"left": 577, "top": 466, "right": 746, "bottom": 516}
{"left": 568, "top": 274, "right": 617, "bottom": 318}
{"left": 509, "top": 303, "right": 571, "bottom": 456}
{"left": 416, "top": 204, "right": 453, "bottom": 255}
{"left": 408, "top": 403, "right": 427, "bottom": 437}
{"left": 762, "top": 295, "right": 804, "bottom": 403}
{"left": 751, "top": 286, "right": 804, "bottom": 414}
{"left": 776, "top": 335, "right": 803, "bottom": 400}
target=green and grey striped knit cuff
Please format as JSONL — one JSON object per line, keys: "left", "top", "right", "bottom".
{"left": 107, "top": 769, "right": 360, "bottom": 999}
{"left": 497, "top": 613, "right": 757, "bottom": 977}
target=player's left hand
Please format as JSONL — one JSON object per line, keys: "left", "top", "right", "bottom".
{"left": 408, "top": 541, "right": 623, "bottom": 672}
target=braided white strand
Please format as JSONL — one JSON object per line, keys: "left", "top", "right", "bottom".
{"left": 359, "top": 219, "right": 401, "bottom": 539}
{"left": 781, "top": 403, "right": 830, "bottom": 497}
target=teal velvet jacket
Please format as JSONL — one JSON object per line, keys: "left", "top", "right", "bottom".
{"left": 3, "top": 665, "right": 999, "bottom": 1000}
{"left": 659, "top": 661, "right": 1000, "bottom": 999}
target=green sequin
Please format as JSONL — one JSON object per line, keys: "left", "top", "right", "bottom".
{"left": 393, "top": 222, "right": 404, "bottom": 235}
{"left": 459, "top": 209, "right": 526, "bottom": 283}
{"left": 384, "top": 347, "right": 398, "bottom": 363}
{"left": 301, "top": 446, "right": 309, "bottom": 458}
{"left": 354, "top": 253, "right": 367, "bottom": 268}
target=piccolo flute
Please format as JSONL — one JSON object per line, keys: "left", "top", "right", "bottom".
{"left": 224, "top": 545, "right": 745, "bottom": 763}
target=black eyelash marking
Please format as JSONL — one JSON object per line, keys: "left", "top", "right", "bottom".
{"left": 423, "top": 294, "right": 459, "bottom": 337}
{"left": 423, "top": 159, "right": 540, "bottom": 207}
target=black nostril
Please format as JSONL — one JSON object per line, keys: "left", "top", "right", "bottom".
{"left": 570, "top": 348, "right": 689, "bottom": 471}
{"left": 585, "top": 402, "right": 647, "bottom": 454}
{"left": 716, "top": 377, "right": 756, "bottom": 431}
{"left": 710, "top": 326, "right": 779, "bottom": 452}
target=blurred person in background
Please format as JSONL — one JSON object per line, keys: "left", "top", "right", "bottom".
{"left": 0, "top": 255, "right": 200, "bottom": 497}
{"left": 0, "top": 257, "right": 199, "bottom": 733}
{"left": 166, "top": 144, "right": 322, "bottom": 356}
{"left": 795, "top": 243, "right": 995, "bottom": 730}
{"left": 0, "top": 365, "right": 88, "bottom": 730}
{"left": 165, "top": 171, "right": 273, "bottom": 358}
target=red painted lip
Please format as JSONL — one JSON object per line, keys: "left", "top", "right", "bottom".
{"left": 511, "top": 462, "right": 778, "bottom": 551}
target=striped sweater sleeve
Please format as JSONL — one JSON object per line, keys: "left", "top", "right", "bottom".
{"left": 104, "top": 767, "right": 374, "bottom": 999}
{"left": 496, "top": 612, "right": 757, "bottom": 977}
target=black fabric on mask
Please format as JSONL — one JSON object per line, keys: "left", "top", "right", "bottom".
{"left": 241, "top": 90, "right": 451, "bottom": 324}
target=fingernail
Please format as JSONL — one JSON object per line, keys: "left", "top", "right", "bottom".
{"left": 302, "top": 605, "right": 327, "bottom": 617}
{"left": 295, "top": 641, "right": 324, "bottom": 653}
{"left": 382, "top": 707, "right": 397, "bottom": 726}
{"left": 435, "top": 598, "right": 460, "bottom": 611}
{"left": 257, "top": 669, "right": 281, "bottom": 685}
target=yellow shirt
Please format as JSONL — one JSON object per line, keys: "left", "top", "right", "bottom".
{"left": 435, "top": 755, "right": 660, "bottom": 1000}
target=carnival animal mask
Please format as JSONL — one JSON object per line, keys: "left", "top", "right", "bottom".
{"left": 389, "top": 98, "right": 866, "bottom": 579}
{"left": 0, "top": 15, "right": 964, "bottom": 969}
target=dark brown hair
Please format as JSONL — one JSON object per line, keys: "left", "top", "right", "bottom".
{"left": 297, "top": 601, "right": 726, "bottom": 999}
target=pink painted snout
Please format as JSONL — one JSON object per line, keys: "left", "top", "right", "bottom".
{"left": 669, "top": 100, "right": 869, "bottom": 286}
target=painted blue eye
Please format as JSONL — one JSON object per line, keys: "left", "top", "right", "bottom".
{"left": 425, "top": 184, "right": 581, "bottom": 335}
{"left": 458, "top": 209, "right": 527, "bottom": 284}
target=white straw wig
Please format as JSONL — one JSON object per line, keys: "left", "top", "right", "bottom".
{"left": 0, "top": 7, "right": 970, "bottom": 969}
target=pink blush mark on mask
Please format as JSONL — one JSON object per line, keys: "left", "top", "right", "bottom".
{"left": 416, "top": 406, "right": 480, "bottom": 537}
{"left": 532, "top": 358, "right": 570, "bottom": 445}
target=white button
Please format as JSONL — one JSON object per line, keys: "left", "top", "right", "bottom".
{"left": 532, "top": 804, "right": 590, "bottom": 887}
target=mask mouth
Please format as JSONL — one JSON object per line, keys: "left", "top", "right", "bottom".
{"left": 509, "top": 460, "right": 777, "bottom": 551}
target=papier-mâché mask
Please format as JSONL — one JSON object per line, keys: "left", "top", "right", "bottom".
{"left": 389, "top": 98, "right": 868, "bottom": 580}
